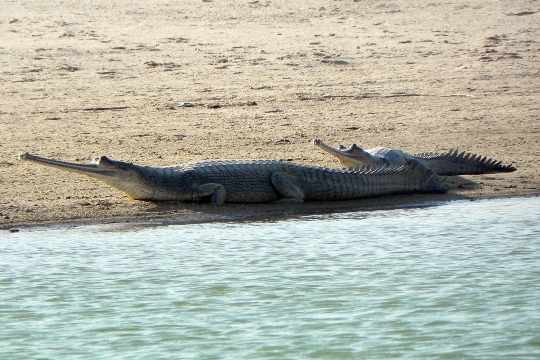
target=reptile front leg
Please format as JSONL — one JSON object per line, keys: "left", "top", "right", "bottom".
{"left": 195, "top": 183, "right": 226, "bottom": 205}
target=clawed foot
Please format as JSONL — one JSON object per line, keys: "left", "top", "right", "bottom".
{"left": 197, "top": 183, "right": 226, "bottom": 206}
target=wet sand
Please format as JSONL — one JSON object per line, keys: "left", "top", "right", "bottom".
{"left": 1, "top": 0, "right": 539, "bottom": 228}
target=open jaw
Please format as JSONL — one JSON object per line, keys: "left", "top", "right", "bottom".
{"left": 19, "top": 153, "right": 116, "bottom": 177}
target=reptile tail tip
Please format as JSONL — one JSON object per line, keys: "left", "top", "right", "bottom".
{"left": 502, "top": 163, "right": 517, "bottom": 173}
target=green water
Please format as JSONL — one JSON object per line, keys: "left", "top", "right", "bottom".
{"left": 1, "top": 197, "right": 540, "bottom": 359}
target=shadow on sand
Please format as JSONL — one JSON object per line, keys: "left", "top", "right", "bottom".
{"left": 2, "top": 177, "right": 485, "bottom": 231}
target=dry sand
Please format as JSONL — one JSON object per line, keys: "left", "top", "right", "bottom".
{"left": 1, "top": 0, "right": 539, "bottom": 228}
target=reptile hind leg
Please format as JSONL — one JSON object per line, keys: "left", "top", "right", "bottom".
{"left": 196, "top": 183, "right": 226, "bottom": 205}
{"left": 271, "top": 172, "right": 305, "bottom": 203}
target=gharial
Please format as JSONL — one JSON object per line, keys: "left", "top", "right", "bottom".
{"left": 313, "top": 138, "right": 516, "bottom": 176}
{"left": 19, "top": 152, "right": 448, "bottom": 205}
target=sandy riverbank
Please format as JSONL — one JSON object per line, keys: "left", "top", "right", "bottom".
{"left": 1, "top": 0, "right": 539, "bottom": 228}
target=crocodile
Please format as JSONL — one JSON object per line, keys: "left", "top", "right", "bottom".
{"left": 313, "top": 139, "right": 516, "bottom": 176}
{"left": 19, "top": 152, "right": 447, "bottom": 205}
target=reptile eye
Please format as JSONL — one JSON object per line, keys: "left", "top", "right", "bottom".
{"left": 98, "top": 156, "right": 115, "bottom": 167}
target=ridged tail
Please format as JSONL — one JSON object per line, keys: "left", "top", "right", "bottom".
{"left": 413, "top": 150, "right": 516, "bottom": 176}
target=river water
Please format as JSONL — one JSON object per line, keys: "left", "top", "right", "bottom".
{"left": 1, "top": 197, "right": 539, "bottom": 359}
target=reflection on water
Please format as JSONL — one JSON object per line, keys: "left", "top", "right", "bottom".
{"left": 1, "top": 197, "right": 540, "bottom": 359}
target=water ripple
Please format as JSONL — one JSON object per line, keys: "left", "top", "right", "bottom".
{"left": 1, "top": 197, "right": 539, "bottom": 359}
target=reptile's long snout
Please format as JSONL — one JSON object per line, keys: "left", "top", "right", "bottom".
{"left": 19, "top": 152, "right": 111, "bottom": 175}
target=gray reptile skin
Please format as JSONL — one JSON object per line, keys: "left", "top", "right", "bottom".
{"left": 313, "top": 139, "right": 516, "bottom": 176}
{"left": 19, "top": 153, "right": 447, "bottom": 205}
